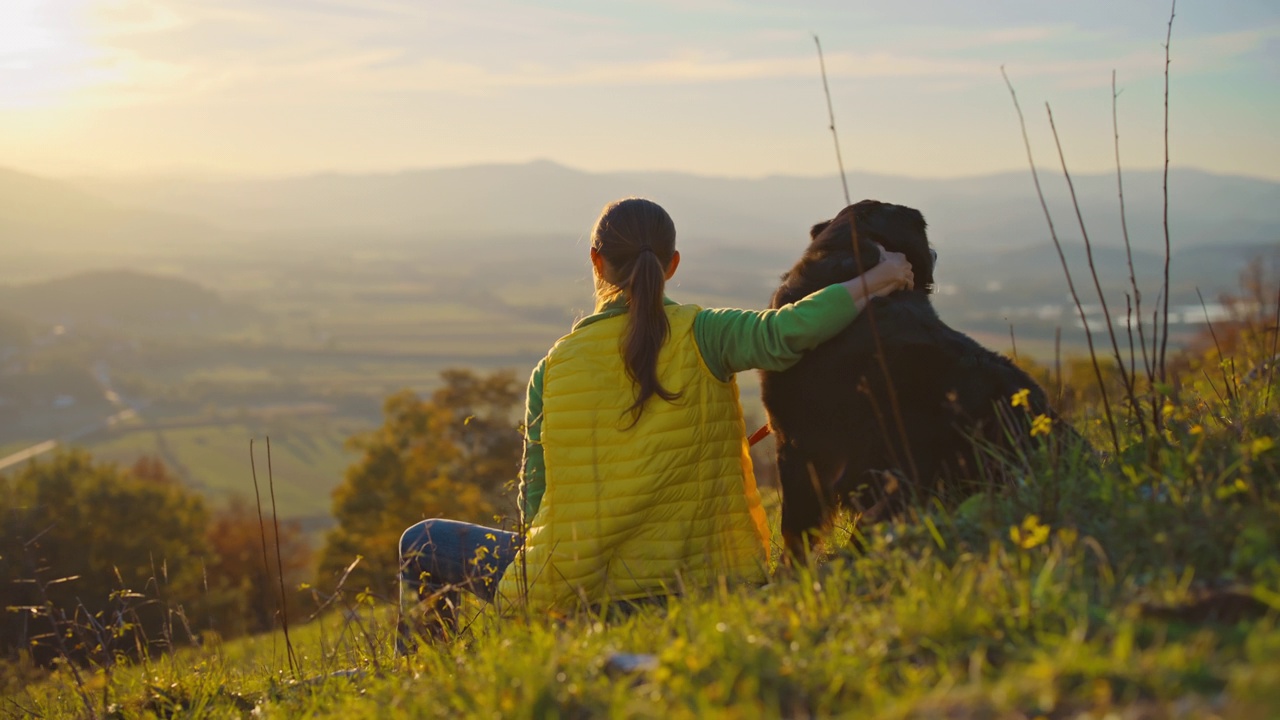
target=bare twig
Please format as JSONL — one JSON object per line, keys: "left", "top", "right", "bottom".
{"left": 1009, "top": 323, "right": 1019, "bottom": 363}
{"left": 1201, "top": 369, "right": 1227, "bottom": 408}
{"left": 1268, "top": 287, "right": 1280, "bottom": 410}
{"left": 1125, "top": 293, "right": 1138, "bottom": 397}
{"left": 1113, "top": 72, "right": 1152, "bottom": 444}
{"left": 1196, "top": 288, "right": 1237, "bottom": 405}
{"left": 806, "top": 37, "right": 917, "bottom": 484}
{"left": 1000, "top": 66, "right": 1120, "bottom": 455}
{"left": 3, "top": 696, "right": 42, "bottom": 719}
{"left": 248, "top": 440, "right": 279, "bottom": 669}
{"left": 1046, "top": 102, "right": 1132, "bottom": 450}
{"left": 266, "top": 436, "right": 300, "bottom": 677}
{"left": 16, "top": 541, "right": 94, "bottom": 718}
{"left": 851, "top": 243, "right": 922, "bottom": 485}
{"left": 1158, "top": 0, "right": 1177, "bottom": 383}
{"left": 813, "top": 34, "right": 850, "bottom": 205}
{"left": 1054, "top": 326, "right": 1064, "bottom": 405}
{"left": 1113, "top": 71, "right": 1153, "bottom": 387}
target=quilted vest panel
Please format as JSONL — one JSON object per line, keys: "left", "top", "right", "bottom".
{"left": 496, "top": 304, "right": 770, "bottom": 610}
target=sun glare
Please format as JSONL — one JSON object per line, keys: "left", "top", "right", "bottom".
{"left": 0, "top": 0, "right": 97, "bottom": 108}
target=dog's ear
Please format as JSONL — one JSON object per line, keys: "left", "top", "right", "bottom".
{"left": 810, "top": 220, "right": 832, "bottom": 240}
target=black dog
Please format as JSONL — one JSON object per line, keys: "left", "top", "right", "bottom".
{"left": 761, "top": 200, "right": 1061, "bottom": 560}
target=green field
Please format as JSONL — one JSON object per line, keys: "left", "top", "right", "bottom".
{"left": 85, "top": 417, "right": 362, "bottom": 526}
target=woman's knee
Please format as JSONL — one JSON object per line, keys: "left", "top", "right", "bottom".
{"left": 400, "top": 518, "right": 443, "bottom": 562}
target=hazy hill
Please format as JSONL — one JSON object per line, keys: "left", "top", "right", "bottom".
{"left": 0, "top": 167, "right": 231, "bottom": 283}
{"left": 0, "top": 269, "right": 249, "bottom": 332}
{"left": 71, "top": 161, "right": 1280, "bottom": 257}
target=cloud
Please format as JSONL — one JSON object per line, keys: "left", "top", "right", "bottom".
{"left": 8, "top": 0, "right": 1277, "bottom": 110}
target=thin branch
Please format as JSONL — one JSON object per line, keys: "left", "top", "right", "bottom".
{"left": 1125, "top": 293, "right": 1137, "bottom": 405}
{"left": 1113, "top": 72, "right": 1152, "bottom": 444}
{"left": 813, "top": 34, "right": 850, "bottom": 206}
{"left": 1158, "top": 0, "right": 1177, "bottom": 383}
{"left": 1000, "top": 66, "right": 1120, "bottom": 455}
{"left": 807, "top": 37, "right": 916, "bottom": 484}
{"left": 1046, "top": 101, "right": 1131, "bottom": 450}
{"left": 1268, "top": 287, "right": 1280, "bottom": 410}
{"left": 266, "top": 436, "right": 300, "bottom": 677}
{"left": 248, "top": 440, "right": 278, "bottom": 668}
{"left": 1113, "top": 70, "right": 1152, "bottom": 387}
{"left": 1197, "top": 288, "right": 1235, "bottom": 404}
{"left": 851, "top": 240, "right": 922, "bottom": 486}
{"left": 1054, "top": 326, "right": 1064, "bottom": 405}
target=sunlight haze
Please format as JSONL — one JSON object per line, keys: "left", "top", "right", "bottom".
{"left": 1, "top": 0, "right": 1276, "bottom": 180}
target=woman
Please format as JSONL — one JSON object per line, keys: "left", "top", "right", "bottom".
{"left": 398, "top": 197, "right": 912, "bottom": 648}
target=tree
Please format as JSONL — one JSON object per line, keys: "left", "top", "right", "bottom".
{"left": 0, "top": 452, "right": 209, "bottom": 663}
{"left": 317, "top": 369, "right": 523, "bottom": 598}
{"left": 202, "top": 496, "right": 312, "bottom": 639}
{"left": 0, "top": 452, "right": 326, "bottom": 666}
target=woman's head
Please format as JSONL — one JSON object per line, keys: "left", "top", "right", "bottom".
{"left": 589, "top": 198, "right": 682, "bottom": 423}
{"left": 590, "top": 198, "right": 678, "bottom": 303}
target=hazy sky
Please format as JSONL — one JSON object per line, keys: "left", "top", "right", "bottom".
{"left": 1, "top": 0, "right": 1276, "bottom": 179}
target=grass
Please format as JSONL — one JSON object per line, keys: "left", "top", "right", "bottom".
{"left": 8, "top": 534, "right": 1278, "bottom": 718}
{"left": 6, "top": 133, "right": 1279, "bottom": 714}
{"left": 7, "top": 265, "right": 1277, "bottom": 720}
{"left": 7, "top": 361, "right": 1280, "bottom": 718}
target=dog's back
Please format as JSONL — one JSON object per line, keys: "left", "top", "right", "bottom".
{"left": 761, "top": 200, "right": 1054, "bottom": 558}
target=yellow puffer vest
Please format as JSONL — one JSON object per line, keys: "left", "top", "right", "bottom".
{"left": 497, "top": 304, "right": 770, "bottom": 611}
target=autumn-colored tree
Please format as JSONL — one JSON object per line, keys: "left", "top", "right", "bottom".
{"left": 433, "top": 368, "right": 525, "bottom": 502}
{"left": 317, "top": 369, "right": 523, "bottom": 598}
{"left": 201, "top": 496, "right": 312, "bottom": 639}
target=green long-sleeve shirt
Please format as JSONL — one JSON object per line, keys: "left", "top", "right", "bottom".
{"left": 519, "top": 284, "right": 859, "bottom": 521}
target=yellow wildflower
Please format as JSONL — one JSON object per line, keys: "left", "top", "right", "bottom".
{"left": 1251, "top": 437, "right": 1274, "bottom": 455}
{"left": 1011, "top": 388, "right": 1030, "bottom": 409}
{"left": 1189, "top": 424, "right": 1203, "bottom": 435}
{"left": 1010, "top": 515, "right": 1050, "bottom": 549}
{"left": 1030, "top": 414, "right": 1053, "bottom": 437}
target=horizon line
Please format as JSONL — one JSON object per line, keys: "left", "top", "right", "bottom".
{"left": 5, "top": 158, "right": 1278, "bottom": 185}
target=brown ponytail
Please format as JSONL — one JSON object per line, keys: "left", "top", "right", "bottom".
{"left": 590, "top": 198, "right": 682, "bottom": 424}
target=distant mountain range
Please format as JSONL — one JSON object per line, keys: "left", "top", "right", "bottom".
{"left": 0, "top": 160, "right": 1268, "bottom": 255}
{"left": 0, "top": 168, "right": 228, "bottom": 255}
{"left": 2, "top": 161, "right": 1276, "bottom": 334}
{"left": 61, "top": 160, "right": 1278, "bottom": 256}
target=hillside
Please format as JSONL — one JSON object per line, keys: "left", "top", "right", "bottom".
{"left": 0, "top": 269, "right": 251, "bottom": 332}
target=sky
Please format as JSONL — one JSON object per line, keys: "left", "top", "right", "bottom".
{"left": 0, "top": 0, "right": 1276, "bottom": 180}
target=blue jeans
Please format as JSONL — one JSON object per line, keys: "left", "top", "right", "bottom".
{"left": 399, "top": 518, "right": 522, "bottom": 602}
{"left": 397, "top": 518, "right": 521, "bottom": 651}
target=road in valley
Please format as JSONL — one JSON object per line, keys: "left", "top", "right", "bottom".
{"left": 0, "top": 362, "right": 141, "bottom": 473}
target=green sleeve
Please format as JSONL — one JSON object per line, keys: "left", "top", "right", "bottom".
{"left": 693, "top": 284, "right": 859, "bottom": 381}
{"left": 519, "top": 357, "right": 547, "bottom": 524}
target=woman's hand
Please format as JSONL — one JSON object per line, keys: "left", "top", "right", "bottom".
{"left": 863, "top": 244, "right": 914, "bottom": 296}
{"left": 839, "top": 244, "right": 914, "bottom": 308}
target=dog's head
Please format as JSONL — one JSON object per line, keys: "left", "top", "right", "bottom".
{"left": 806, "top": 199, "right": 935, "bottom": 293}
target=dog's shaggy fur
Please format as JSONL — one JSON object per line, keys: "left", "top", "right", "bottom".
{"left": 761, "top": 200, "right": 1061, "bottom": 559}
